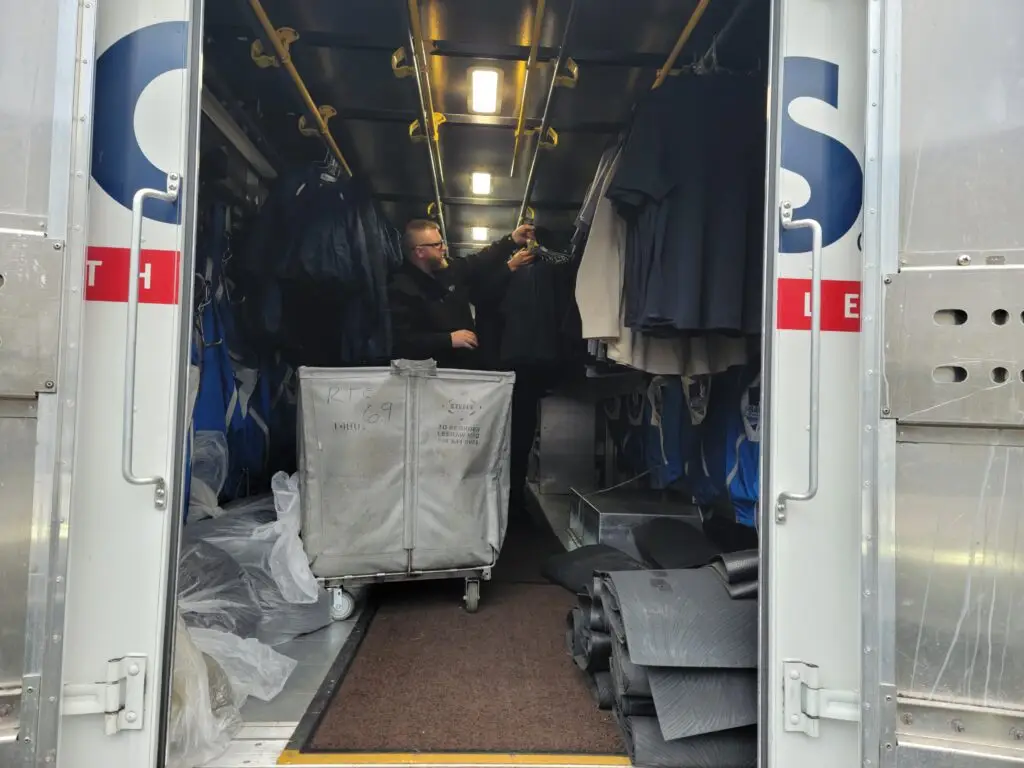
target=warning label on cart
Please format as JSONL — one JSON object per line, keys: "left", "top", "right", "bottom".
{"left": 437, "top": 424, "right": 482, "bottom": 447}
{"left": 776, "top": 278, "right": 861, "bottom": 333}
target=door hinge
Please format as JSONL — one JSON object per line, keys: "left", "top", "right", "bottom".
{"left": 784, "top": 660, "right": 860, "bottom": 737}
{"left": 62, "top": 655, "right": 147, "bottom": 735}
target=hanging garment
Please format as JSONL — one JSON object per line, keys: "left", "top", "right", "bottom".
{"left": 697, "top": 363, "right": 762, "bottom": 529}
{"left": 606, "top": 74, "right": 766, "bottom": 335}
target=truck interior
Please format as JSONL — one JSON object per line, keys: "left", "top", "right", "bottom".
{"left": 176, "top": 0, "right": 773, "bottom": 765}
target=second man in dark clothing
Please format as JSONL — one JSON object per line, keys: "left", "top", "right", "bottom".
{"left": 388, "top": 219, "right": 536, "bottom": 369}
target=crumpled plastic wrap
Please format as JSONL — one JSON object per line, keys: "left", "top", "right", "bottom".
{"left": 178, "top": 537, "right": 262, "bottom": 639}
{"left": 186, "top": 472, "right": 332, "bottom": 646}
{"left": 166, "top": 614, "right": 241, "bottom": 768}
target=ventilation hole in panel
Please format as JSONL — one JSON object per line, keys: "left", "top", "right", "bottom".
{"left": 933, "top": 365, "right": 968, "bottom": 383}
{"left": 933, "top": 309, "right": 967, "bottom": 325}
{"left": 992, "top": 309, "right": 1010, "bottom": 325}
{"left": 992, "top": 367, "right": 1009, "bottom": 384}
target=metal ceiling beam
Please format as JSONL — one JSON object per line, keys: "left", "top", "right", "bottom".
{"left": 244, "top": 0, "right": 353, "bottom": 175}
{"left": 374, "top": 193, "right": 582, "bottom": 211}
{"left": 405, "top": 0, "right": 447, "bottom": 241}
{"left": 510, "top": 0, "right": 547, "bottom": 177}
{"left": 652, "top": 0, "right": 712, "bottom": 89}
{"left": 204, "top": 26, "right": 684, "bottom": 69}
{"left": 518, "top": 0, "right": 578, "bottom": 225}
{"left": 202, "top": 63, "right": 286, "bottom": 173}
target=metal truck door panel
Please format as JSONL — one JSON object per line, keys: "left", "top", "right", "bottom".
{"left": 55, "top": 0, "right": 202, "bottom": 766}
{"left": 0, "top": 0, "right": 97, "bottom": 763}
{"left": 763, "top": 1, "right": 867, "bottom": 768}
{"left": 862, "top": 3, "right": 1024, "bottom": 768}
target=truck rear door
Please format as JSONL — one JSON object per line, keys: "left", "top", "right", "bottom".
{"left": 0, "top": 0, "right": 99, "bottom": 763}
{"left": 1, "top": 0, "right": 202, "bottom": 765}
{"left": 763, "top": 0, "right": 867, "bottom": 767}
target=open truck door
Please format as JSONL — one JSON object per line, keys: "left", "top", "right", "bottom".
{"left": 0, "top": 0, "right": 202, "bottom": 765}
{"left": 763, "top": 0, "right": 867, "bottom": 767}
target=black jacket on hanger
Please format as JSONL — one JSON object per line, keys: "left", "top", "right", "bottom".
{"left": 387, "top": 236, "right": 517, "bottom": 369}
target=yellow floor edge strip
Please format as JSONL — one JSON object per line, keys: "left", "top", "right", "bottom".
{"left": 278, "top": 750, "right": 632, "bottom": 767}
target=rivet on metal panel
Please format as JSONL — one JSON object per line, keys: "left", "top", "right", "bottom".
{"left": 45, "top": 380, "right": 55, "bottom": 389}
{"left": 957, "top": 254, "right": 971, "bottom": 266}
{"left": 52, "top": 634, "right": 60, "bottom": 643}
{"left": 883, "top": 276, "right": 892, "bottom": 284}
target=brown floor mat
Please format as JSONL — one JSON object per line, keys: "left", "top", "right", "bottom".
{"left": 307, "top": 580, "right": 625, "bottom": 754}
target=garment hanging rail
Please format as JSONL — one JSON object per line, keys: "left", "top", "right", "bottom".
{"left": 510, "top": 0, "right": 547, "bottom": 177}
{"left": 651, "top": 0, "right": 712, "bottom": 89}
{"left": 698, "top": 0, "right": 754, "bottom": 68}
{"left": 406, "top": 0, "right": 448, "bottom": 243}
{"left": 246, "top": 0, "right": 352, "bottom": 177}
{"left": 517, "top": 0, "right": 577, "bottom": 225}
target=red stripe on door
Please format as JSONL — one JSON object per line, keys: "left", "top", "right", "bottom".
{"left": 84, "top": 246, "right": 180, "bottom": 305}
{"left": 776, "top": 278, "right": 861, "bottom": 332}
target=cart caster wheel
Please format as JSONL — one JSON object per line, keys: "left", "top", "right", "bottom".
{"left": 463, "top": 580, "right": 481, "bottom": 613}
{"left": 330, "top": 588, "right": 356, "bottom": 621}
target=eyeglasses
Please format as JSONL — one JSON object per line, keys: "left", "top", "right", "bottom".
{"left": 417, "top": 240, "right": 445, "bottom": 250}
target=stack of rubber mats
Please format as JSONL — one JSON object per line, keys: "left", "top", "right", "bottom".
{"left": 576, "top": 567, "right": 758, "bottom": 767}
{"left": 557, "top": 545, "right": 760, "bottom": 766}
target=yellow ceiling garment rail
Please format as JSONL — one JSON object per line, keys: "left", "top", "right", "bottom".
{"left": 510, "top": 0, "right": 547, "bottom": 176}
{"left": 247, "top": 0, "right": 353, "bottom": 177}
{"left": 652, "top": 0, "right": 712, "bottom": 90}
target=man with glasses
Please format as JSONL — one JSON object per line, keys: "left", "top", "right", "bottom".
{"left": 388, "top": 219, "right": 536, "bottom": 368}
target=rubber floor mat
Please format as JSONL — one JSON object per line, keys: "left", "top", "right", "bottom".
{"left": 615, "top": 713, "right": 757, "bottom": 768}
{"left": 710, "top": 549, "right": 759, "bottom": 599}
{"left": 610, "top": 638, "right": 651, "bottom": 698}
{"left": 632, "top": 517, "right": 720, "bottom": 570}
{"left": 308, "top": 581, "right": 626, "bottom": 754}
{"left": 604, "top": 569, "right": 757, "bottom": 668}
{"left": 647, "top": 668, "right": 758, "bottom": 740}
{"left": 542, "top": 544, "right": 646, "bottom": 594}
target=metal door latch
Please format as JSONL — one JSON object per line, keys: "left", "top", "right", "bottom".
{"left": 62, "top": 655, "right": 147, "bottom": 735}
{"left": 784, "top": 660, "right": 860, "bottom": 737}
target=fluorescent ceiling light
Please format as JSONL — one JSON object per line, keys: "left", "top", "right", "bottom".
{"left": 471, "top": 172, "right": 492, "bottom": 195}
{"left": 469, "top": 68, "right": 500, "bottom": 114}
{"left": 471, "top": 227, "right": 489, "bottom": 242}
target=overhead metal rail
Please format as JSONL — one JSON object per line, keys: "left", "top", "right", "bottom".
{"left": 652, "top": 0, "right": 712, "bottom": 89}
{"left": 405, "top": 0, "right": 448, "bottom": 243}
{"left": 244, "top": 0, "right": 353, "bottom": 176}
{"left": 510, "top": 0, "right": 548, "bottom": 177}
{"left": 517, "top": 0, "right": 578, "bottom": 225}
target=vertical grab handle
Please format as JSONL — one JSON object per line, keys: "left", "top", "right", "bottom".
{"left": 776, "top": 200, "right": 823, "bottom": 523}
{"left": 122, "top": 173, "right": 180, "bottom": 510}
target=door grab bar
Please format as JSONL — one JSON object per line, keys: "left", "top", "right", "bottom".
{"left": 122, "top": 173, "right": 180, "bottom": 510}
{"left": 776, "top": 201, "right": 822, "bottom": 523}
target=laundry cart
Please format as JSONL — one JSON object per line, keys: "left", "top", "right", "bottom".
{"left": 298, "top": 360, "right": 515, "bottom": 618}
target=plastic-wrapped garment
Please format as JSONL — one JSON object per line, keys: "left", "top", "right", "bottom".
{"left": 187, "top": 475, "right": 332, "bottom": 646}
{"left": 189, "top": 431, "right": 230, "bottom": 522}
{"left": 166, "top": 615, "right": 241, "bottom": 768}
{"left": 189, "top": 627, "right": 297, "bottom": 707}
{"left": 178, "top": 537, "right": 262, "bottom": 639}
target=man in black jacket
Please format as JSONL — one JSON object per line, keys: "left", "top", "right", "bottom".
{"left": 388, "top": 219, "right": 536, "bottom": 369}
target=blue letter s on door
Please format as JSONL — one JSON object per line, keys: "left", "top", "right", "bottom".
{"left": 780, "top": 56, "right": 864, "bottom": 254}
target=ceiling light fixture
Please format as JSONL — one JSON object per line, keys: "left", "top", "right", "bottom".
{"left": 471, "top": 172, "right": 492, "bottom": 195}
{"left": 471, "top": 227, "right": 489, "bottom": 242}
{"left": 468, "top": 67, "right": 501, "bottom": 114}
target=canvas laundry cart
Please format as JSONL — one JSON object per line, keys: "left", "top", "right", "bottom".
{"left": 297, "top": 360, "right": 515, "bottom": 617}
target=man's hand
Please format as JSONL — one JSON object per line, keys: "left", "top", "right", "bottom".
{"left": 511, "top": 223, "right": 536, "bottom": 246}
{"left": 451, "top": 330, "right": 479, "bottom": 349}
{"left": 507, "top": 248, "right": 536, "bottom": 272}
